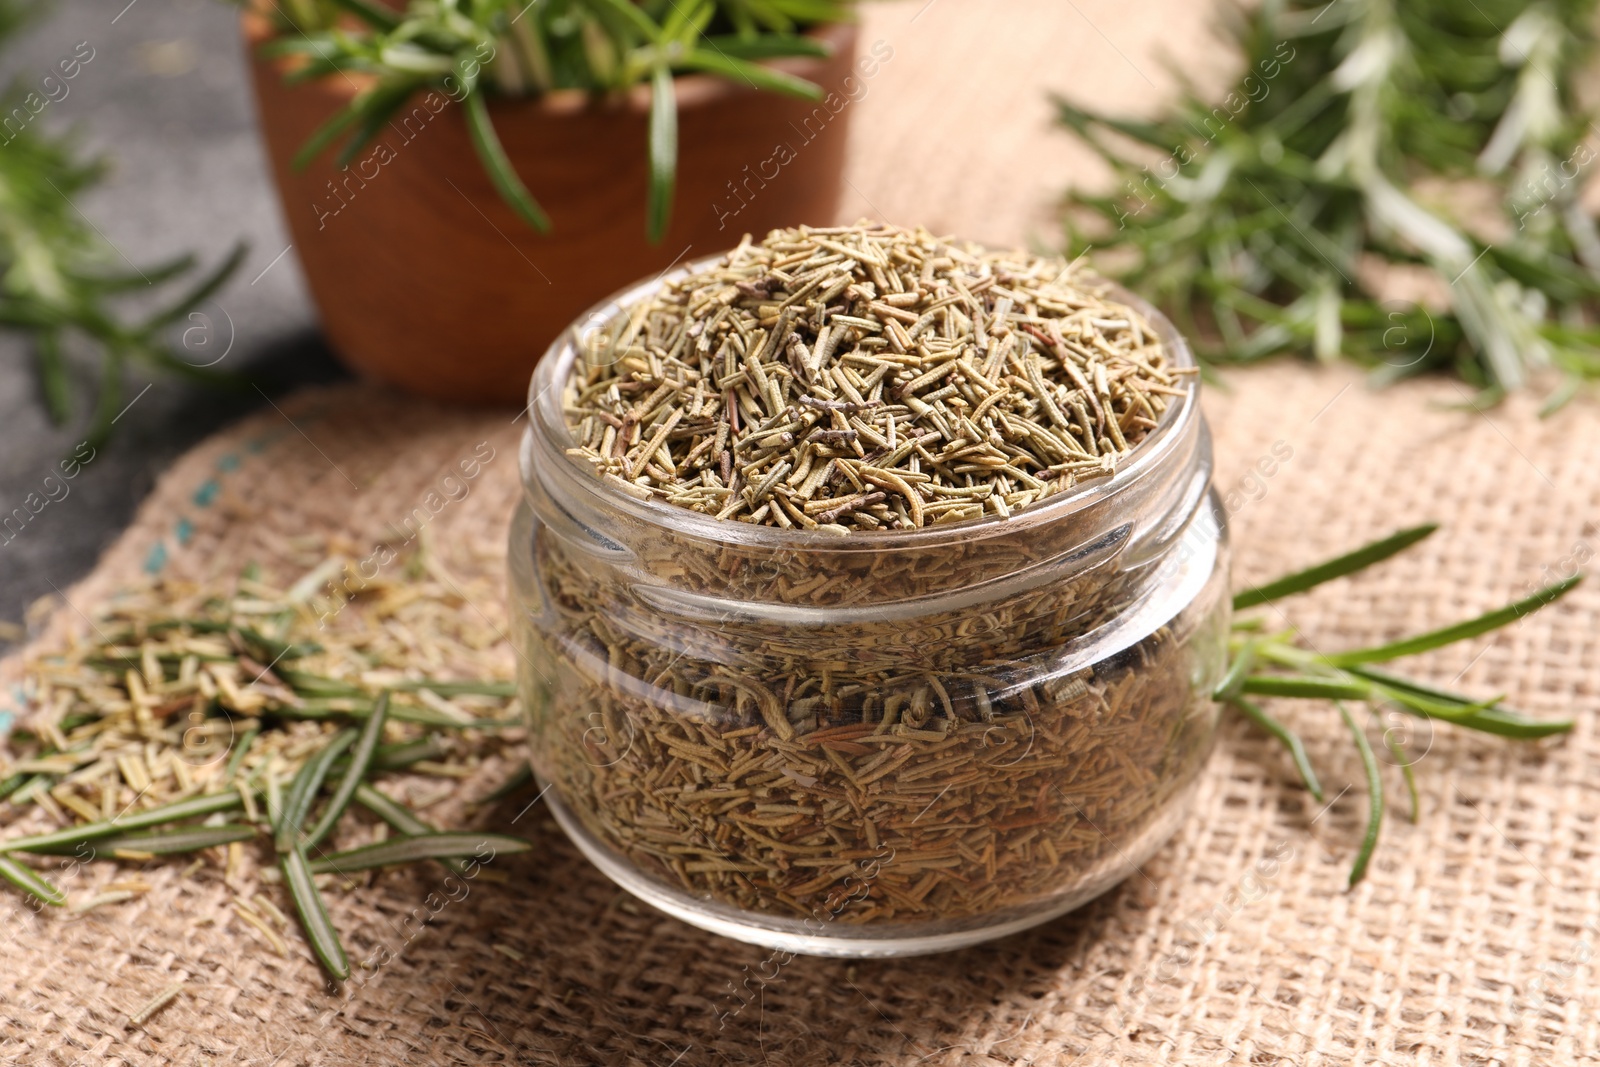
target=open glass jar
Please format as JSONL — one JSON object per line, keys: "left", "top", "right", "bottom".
{"left": 509, "top": 266, "right": 1230, "bottom": 957}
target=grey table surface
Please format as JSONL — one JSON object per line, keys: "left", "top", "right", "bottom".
{"left": 0, "top": 0, "right": 348, "bottom": 643}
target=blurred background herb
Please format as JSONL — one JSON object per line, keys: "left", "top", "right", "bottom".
{"left": 0, "top": 0, "right": 242, "bottom": 447}
{"left": 1058, "top": 0, "right": 1600, "bottom": 411}
{"left": 264, "top": 0, "right": 855, "bottom": 241}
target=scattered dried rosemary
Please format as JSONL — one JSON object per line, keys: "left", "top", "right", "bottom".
{"left": 563, "top": 222, "right": 1185, "bottom": 531}
{"left": 0, "top": 557, "right": 531, "bottom": 980}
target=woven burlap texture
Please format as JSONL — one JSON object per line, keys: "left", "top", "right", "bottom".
{"left": 3, "top": 1, "right": 1598, "bottom": 1063}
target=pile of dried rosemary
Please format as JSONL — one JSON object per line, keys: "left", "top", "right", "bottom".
{"left": 564, "top": 222, "right": 1187, "bottom": 530}
{"left": 0, "top": 557, "right": 530, "bottom": 982}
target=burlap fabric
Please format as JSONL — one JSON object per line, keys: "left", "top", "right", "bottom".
{"left": 3, "top": 2, "right": 1598, "bottom": 1063}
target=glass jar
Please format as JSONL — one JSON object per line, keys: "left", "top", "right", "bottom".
{"left": 508, "top": 265, "right": 1230, "bottom": 957}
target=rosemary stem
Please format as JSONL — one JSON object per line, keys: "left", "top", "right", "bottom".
{"left": 0, "top": 792, "right": 245, "bottom": 855}
{"left": 305, "top": 693, "right": 389, "bottom": 848}
{"left": 1337, "top": 701, "right": 1383, "bottom": 888}
{"left": 1385, "top": 733, "right": 1420, "bottom": 824}
{"left": 1228, "top": 696, "right": 1324, "bottom": 802}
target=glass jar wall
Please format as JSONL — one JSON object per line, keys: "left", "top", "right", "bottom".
{"left": 509, "top": 269, "right": 1229, "bottom": 957}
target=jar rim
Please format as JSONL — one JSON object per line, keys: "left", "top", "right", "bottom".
{"left": 524, "top": 250, "right": 1199, "bottom": 551}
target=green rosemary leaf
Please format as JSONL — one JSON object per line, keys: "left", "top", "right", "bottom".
{"left": 1347, "top": 666, "right": 1572, "bottom": 739}
{"left": 1337, "top": 702, "right": 1383, "bottom": 889}
{"left": 343, "top": 736, "right": 448, "bottom": 773}
{"left": 1486, "top": 244, "right": 1600, "bottom": 306}
{"left": 1370, "top": 683, "right": 1505, "bottom": 722}
{"left": 1228, "top": 696, "right": 1324, "bottom": 802}
{"left": 271, "top": 699, "right": 514, "bottom": 730}
{"left": 16, "top": 824, "right": 258, "bottom": 857}
{"left": 352, "top": 782, "right": 433, "bottom": 836}
{"left": 283, "top": 53, "right": 371, "bottom": 85}
{"left": 0, "top": 772, "right": 29, "bottom": 802}
{"left": 726, "top": 2, "right": 757, "bottom": 37}
{"left": 327, "top": 0, "right": 401, "bottom": 31}
{"left": 0, "top": 791, "right": 244, "bottom": 855}
{"left": 282, "top": 845, "right": 349, "bottom": 981}
{"left": 1343, "top": 665, "right": 1505, "bottom": 714}
{"left": 379, "top": 43, "right": 456, "bottom": 75}
{"left": 1385, "top": 734, "right": 1420, "bottom": 825}
{"left": 36, "top": 329, "right": 70, "bottom": 424}
{"left": 257, "top": 0, "right": 845, "bottom": 241}
{"left": 1323, "top": 575, "right": 1583, "bottom": 666}
{"left": 332, "top": 81, "right": 416, "bottom": 171}
{"left": 223, "top": 725, "right": 260, "bottom": 785}
{"left": 257, "top": 36, "right": 331, "bottom": 59}
{"left": 646, "top": 62, "right": 677, "bottom": 244}
{"left": 80, "top": 252, "right": 198, "bottom": 292}
{"left": 305, "top": 693, "right": 389, "bottom": 848}
{"left": 1054, "top": 96, "right": 1173, "bottom": 150}
{"left": 1238, "top": 675, "right": 1370, "bottom": 700}
{"left": 662, "top": 0, "right": 715, "bottom": 41}
{"left": 350, "top": 783, "right": 425, "bottom": 831}
{"left": 280, "top": 674, "right": 517, "bottom": 699}
{"left": 0, "top": 856, "right": 64, "bottom": 906}
{"left": 274, "top": 730, "right": 356, "bottom": 852}
{"left": 584, "top": 0, "right": 662, "bottom": 42}
{"left": 700, "top": 33, "right": 831, "bottom": 59}
{"left": 265, "top": 768, "right": 283, "bottom": 828}
{"left": 352, "top": 782, "right": 468, "bottom": 874}
{"left": 291, "top": 97, "right": 367, "bottom": 171}
{"left": 1232, "top": 524, "right": 1439, "bottom": 610}
{"left": 99, "top": 823, "right": 256, "bottom": 855}
{"left": 1537, "top": 376, "right": 1583, "bottom": 419}
{"left": 274, "top": 669, "right": 362, "bottom": 696}
{"left": 388, "top": 680, "right": 518, "bottom": 697}
{"left": 754, "top": 0, "right": 853, "bottom": 24}
{"left": 140, "top": 243, "right": 247, "bottom": 333}
{"left": 142, "top": 619, "right": 320, "bottom": 663}
{"left": 1212, "top": 641, "right": 1258, "bottom": 702}
{"left": 463, "top": 91, "right": 551, "bottom": 232}
{"left": 306, "top": 832, "right": 531, "bottom": 875}
{"left": 679, "top": 48, "right": 822, "bottom": 99}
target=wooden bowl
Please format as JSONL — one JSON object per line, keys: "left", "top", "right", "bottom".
{"left": 243, "top": 13, "right": 862, "bottom": 404}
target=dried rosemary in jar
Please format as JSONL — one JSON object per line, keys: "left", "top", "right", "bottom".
{"left": 511, "top": 223, "right": 1230, "bottom": 956}
{"left": 562, "top": 223, "right": 1182, "bottom": 531}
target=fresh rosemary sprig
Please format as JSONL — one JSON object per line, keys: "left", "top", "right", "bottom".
{"left": 259, "top": 0, "right": 851, "bottom": 242}
{"left": 307, "top": 831, "right": 529, "bottom": 874}
{"left": 1058, "top": 0, "right": 1600, "bottom": 408}
{"left": 305, "top": 693, "right": 388, "bottom": 847}
{"left": 1219, "top": 522, "right": 1583, "bottom": 885}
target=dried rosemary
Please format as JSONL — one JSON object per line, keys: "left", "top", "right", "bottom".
{"left": 519, "top": 223, "right": 1226, "bottom": 929}
{"left": 563, "top": 222, "right": 1184, "bottom": 531}
{"left": 0, "top": 558, "right": 532, "bottom": 980}
{"left": 530, "top": 601, "right": 1222, "bottom": 922}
